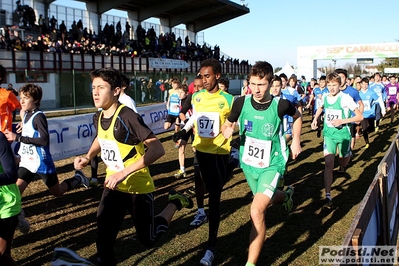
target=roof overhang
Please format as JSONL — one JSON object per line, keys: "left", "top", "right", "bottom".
{"left": 40, "top": 0, "right": 249, "bottom": 33}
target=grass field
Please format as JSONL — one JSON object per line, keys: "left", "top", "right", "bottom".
{"left": 12, "top": 113, "right": 397, "bottom": 266}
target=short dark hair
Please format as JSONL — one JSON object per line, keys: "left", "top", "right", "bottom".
{"left": 279, "top": 73, "right": 288, "bottom": 81}
{"left": 90, "top": 67, "right": 122, "bottom": 91}
{"left": 177, "top": 83, "right": 189, "bottom": 93}
{"left": 271, "top": 75, "right": 282, "bottom": 85}
{"left": 121, "top": 74, "right": 130, "bottom": 89}
{"left": 200, "top": 58, "right": 221, "bottom": 74}
{"left": 218, "top": 77, "right": 229, "bottom": 89}
{"left": 361, "top": 77, "right": 369, "bottom": 84}
{"left": 319, "top": 75, "right": 326, "bottom": 81}
{"left": 250, "top": 61, "right": 274, "bottom": 82}
{"left": 335, "top": 68, "right": 348, "bottom": 79}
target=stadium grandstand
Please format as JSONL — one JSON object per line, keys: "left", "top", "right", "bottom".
{"left": 0, "top": 0, "right": 250, "bottom": 108}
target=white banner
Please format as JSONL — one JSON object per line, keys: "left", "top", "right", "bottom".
{"left": 13, "top": 103, "right": 171, "bottom": 161}
{"left": 148, "top": 58, "right": 189, "bottom": 69}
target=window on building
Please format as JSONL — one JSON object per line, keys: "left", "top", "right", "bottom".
{"left": 15, "top": 71, "right": 47, "bottom": 83}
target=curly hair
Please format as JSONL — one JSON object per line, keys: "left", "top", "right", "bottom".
{"left": 200, "top": 58, "right": 221, "bottom": 74}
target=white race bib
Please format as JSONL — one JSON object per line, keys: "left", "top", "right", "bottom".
{"left": 325, "top": 109, "right": 342, "bottom": 128}
{"left": 196, "top": 112, "right": 220, "bottom": 138}
{"left": 242, "top": 136, "right": 271, "bottom": 168}
{"left": 389, "top": 86, "right": 397, "bottom": 96}
{"left": 19, "top": 143, "right": 40, "bottom": 173}
{"left": 169, "top": 102, "right": 180, "bottom": 114}
{"left": 100, "top": 139, "right": 125, "bottom": 172}
{"left": 363, "top": 100, "right": 370, "bottom": 111}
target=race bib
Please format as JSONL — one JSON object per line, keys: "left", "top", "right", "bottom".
{"left": 389, "top": 86, "right": 397, "bottom": 96}
{"left": 100, "top": 139, "right": 125, "bottom": 172}
{"left": 363, "top": 100, "right": 370, "bottom": 111}
{"left": 242, "top": 136, "right": 271, "bottom": 168}
{"left": 325, "top": 109, "right": 342, "bottom": 128}
{"left": 196, "top": 112, "right": 220, "bottom": 138}
{"left": 169, "top": 102, "right": 180, "bottom": 114}
{"left": 19, "top": 143, "right": 40, "bottom": 173}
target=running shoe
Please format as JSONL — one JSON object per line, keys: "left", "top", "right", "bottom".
{"left": 16, "top": 209, "right": 30, "bottom": 235}
{"left": 323, "top": 198, "right": 333, "bottom": 210}
{"left": 190, "top": 212, "right": 208, "bottom": 227}
{"left": 52, "top": 247, "right": 94, "bottom": 266}
{"left": 337, "top": 165, "right": 346, "bottom": 173}
{"left": 89, "top": 177, "right": 99, "bottom": 187}
{"left": 168, "top": 189, "right": 193, "bottom": 210}
{"left": 229, "top": 147, "right": 240, "bottom": 168}
{"left": 200, "top": 250, "right": 214, "bottom": 266}
{"left": 186, "top": 186, "right": 196, "bottom": 197}
{"left": 282, "top": 186, "right": 294, "bottom": 212}
{"left": 363, "top": 144, "right": 369, "bottom": 149}
{"left": 375, "top": 126, "right": 379, "bottom": 133}
{"left": 174, "top": 169, "right": 187, "bottom": 179}
{"left": 74, "top": 170, "right": 90, "bottom": 188}
{"left": 277, "top": 176, "right": 284, "bottom": 190}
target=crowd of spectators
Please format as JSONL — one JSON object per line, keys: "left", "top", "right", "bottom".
{"left": 1, "top": 8, "right": 249, "bottom": 65}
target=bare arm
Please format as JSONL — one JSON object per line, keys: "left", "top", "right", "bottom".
{"left": 311, "top": 106, "right": 324, "bottom": 130}
{"left": 290, "top": 109, "right": 302, "bottom": 159}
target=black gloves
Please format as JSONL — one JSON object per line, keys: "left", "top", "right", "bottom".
{"left": 173, "top": 129, "right": 186, "bottom": 142}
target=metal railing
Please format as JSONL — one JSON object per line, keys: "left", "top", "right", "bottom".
{"left": 0, "top": 49, "right": 251, "bottom": 75}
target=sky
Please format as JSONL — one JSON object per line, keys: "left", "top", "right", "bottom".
{"left": 54, "top": 0, "right": 399, "bottom": 69}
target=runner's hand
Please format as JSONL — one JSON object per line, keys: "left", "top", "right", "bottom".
{"left": 172, "top": 129, "right": 186, "bottom": 142}
{"left": 222, "top": 122, "right": 236, "bottom": 139}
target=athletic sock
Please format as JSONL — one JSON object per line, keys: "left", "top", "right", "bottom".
{"left": 326, "top": 193, "right": 332, "bottom": 200}
{"left": 180, "top": 166, "right": 185, "bottom": 172}
{"left": 245, "top": 262, "right": 256, "bottom": 266}
{"left": 284, "top": 192, "right": 289, "bottom": 202}
{"left": 198, "top": 208, "right": 205, "bottom": 216}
